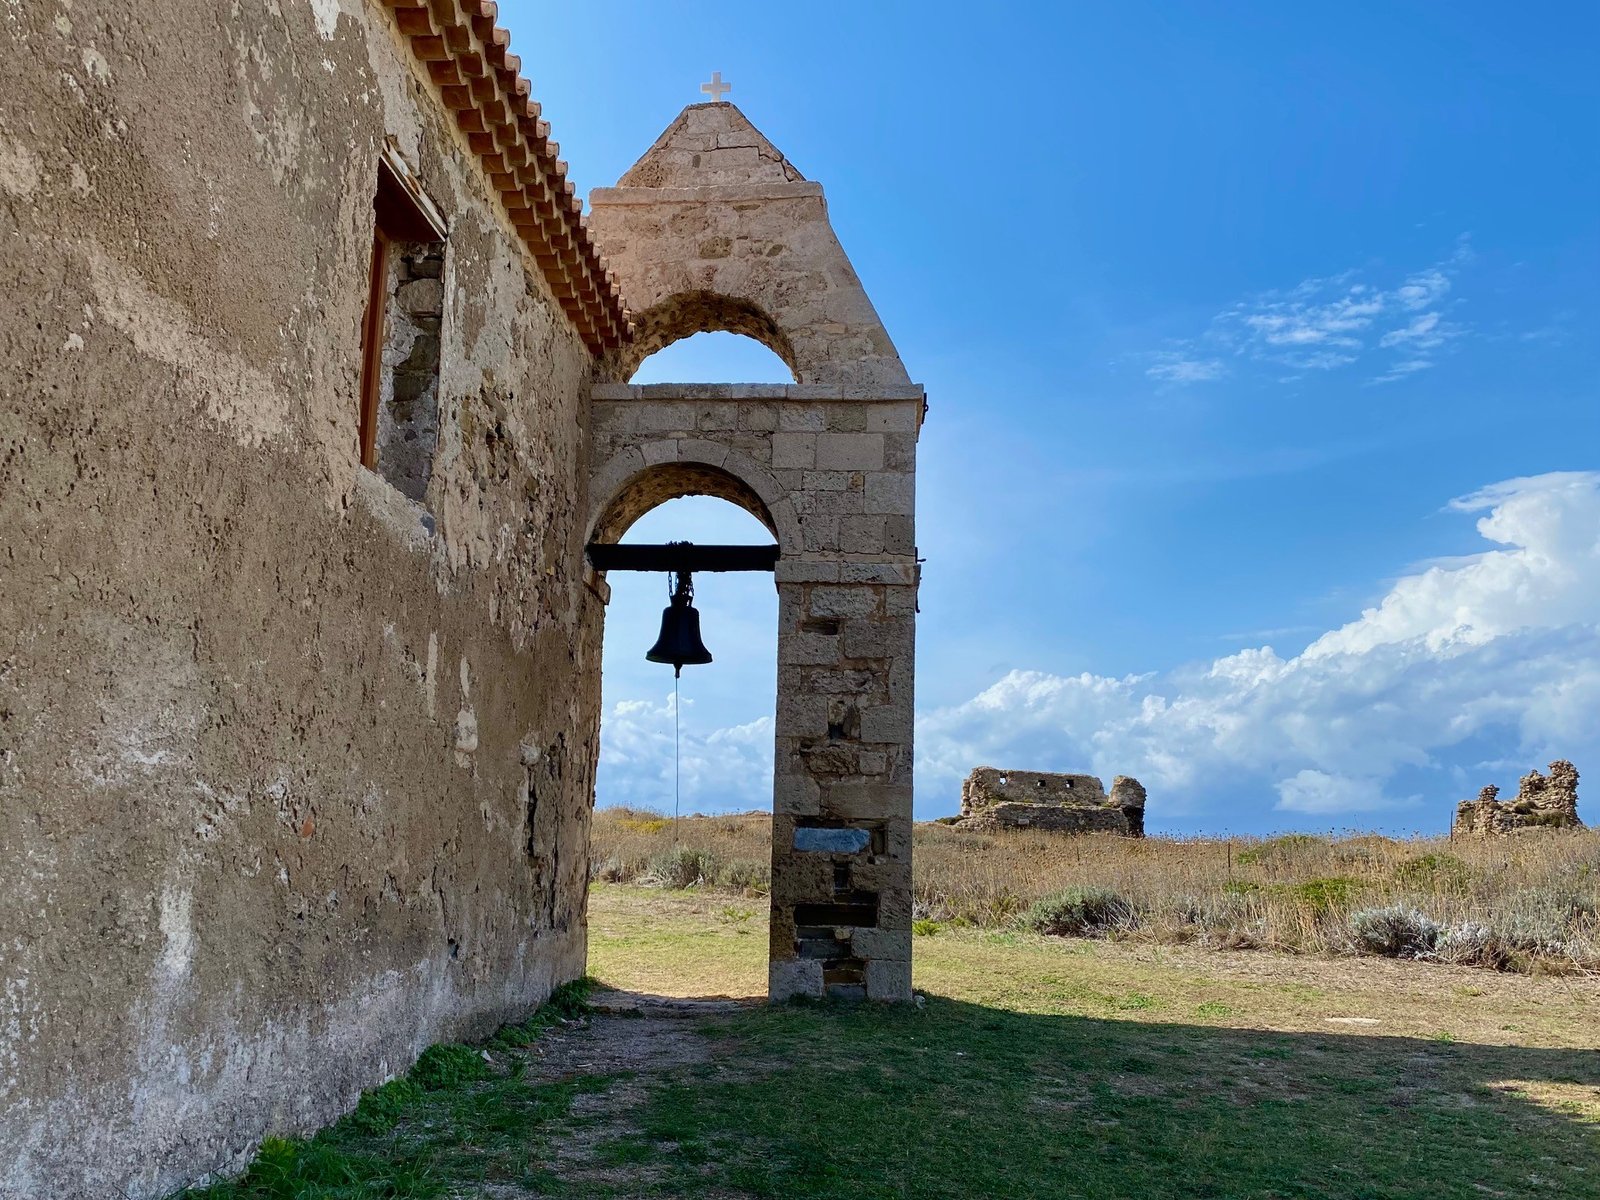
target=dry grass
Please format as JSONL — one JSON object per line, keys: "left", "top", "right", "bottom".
{"left": 591, "top": 808, "right": 1600, "bottom": 974}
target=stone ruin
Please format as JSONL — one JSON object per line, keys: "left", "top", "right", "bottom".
{"left": 1453, "top": 760, "right": 1583, "bottom": 836}
{"left": 952, "top": 768, "right": 1146, "bottom": 836}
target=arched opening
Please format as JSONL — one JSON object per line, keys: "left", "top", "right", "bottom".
{"left": 619, "top": 291, "right": 801, "bottom": 383}
{"left": 589, "top": 460, "right": 779, "bottom": 548}
{"left": 594, "top": 495, "right": 778, "bottom": 822}
{"left": 630, "top": 331, "right": 796, "bottom": 384}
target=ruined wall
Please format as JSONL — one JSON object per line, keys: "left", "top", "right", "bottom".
{"left": 0, "top": 3, "right": 603, "bottom": 1195}
{"left": 954, "top": 768, "right": 1146, "bottom": 836}
{"left": 1453, "top": 761, "right": 1582, "bottom": 837}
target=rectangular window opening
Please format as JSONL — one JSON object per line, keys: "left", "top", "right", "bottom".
{"left": 359, "top": 150, "right": 448, "bottom": 503}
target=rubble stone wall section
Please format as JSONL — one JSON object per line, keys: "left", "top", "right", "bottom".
{"left": 955, "top": 768, "right": 1146, "bottom": 836}
{"left": 0, "top": 4, "right": 603, "bottom": 1195}
{"left": 1453, "top": 761, "right": 1582, "bottom": 836}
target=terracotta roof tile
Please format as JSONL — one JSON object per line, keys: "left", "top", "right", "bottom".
{"left": 381, "top": 0, "right": 629, "bottom": 352}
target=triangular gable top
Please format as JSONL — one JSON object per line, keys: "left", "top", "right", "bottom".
{"left": 618, "top": 102, "right": 806, "bottom": 189}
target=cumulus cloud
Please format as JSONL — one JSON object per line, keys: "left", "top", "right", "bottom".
{"left": 916, "top": 472, "right": 1600, "bottom": 828}
{"left": 596, "top": 691, "right": 773, "bottom": 814}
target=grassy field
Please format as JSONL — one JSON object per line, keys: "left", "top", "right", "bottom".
{"left": 594, "top": 808, "right": 1600, "bottom": 973}
{"left": 186, "top": 884, "right": 1600, "bottom": 1200}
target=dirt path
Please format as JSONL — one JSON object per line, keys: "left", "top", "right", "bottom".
{"left": 486, "top": 991, "right": 758, "bottom": 1199}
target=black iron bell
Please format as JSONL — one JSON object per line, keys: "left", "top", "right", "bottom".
{"left": 646, "top": 569, "right": 713, "bottom": 677}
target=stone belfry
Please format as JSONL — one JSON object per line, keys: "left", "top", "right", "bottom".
{"left": 585, "top": 97, "right": 923, "bottom": 1000}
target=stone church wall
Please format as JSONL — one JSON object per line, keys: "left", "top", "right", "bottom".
{"left": 0, "top": 4, "right": 602, "bottom": 1195}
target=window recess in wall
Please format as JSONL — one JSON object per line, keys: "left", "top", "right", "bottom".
{"left": 359, "top": 144, "right": 449, "bottom": 503}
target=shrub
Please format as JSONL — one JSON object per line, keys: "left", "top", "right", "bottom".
{"left": 912, "top": 918, "right": 942, "bottom": 937}
{"left": 1394, "top": 852, "right": 1472, "bottom": 894}
{"left": 1284, "top": 877, "right": 1364, "bottom": 915}
{"left": 716, "top": 858, "right": 771, "bottom": 894}
{"left": 1349, "top": 905, "right": 1440, "bottom": 957}
{"left": 1236, "top": 834, "right": 1325, "bottom": 866}
{"left": 645, "top": 846, "right": 720, "bottom": 889}
{"left": 1021, "top": 886, "right": 1136, "bottom": 938}
{"left": 1434, "top": 922, "right": 1518, "bottom": 972}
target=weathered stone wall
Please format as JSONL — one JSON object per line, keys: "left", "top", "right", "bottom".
{"left": 0, "top": 4, "right": 602, "bottom": 1195}
{"left": 954, "top": 768, "right": 1146, "bottom": 836}
{"left": 1453, "top": 761, "right": 1582, "bottom": 836}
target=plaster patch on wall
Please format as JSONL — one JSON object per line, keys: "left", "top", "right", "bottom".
{"left": 309, "top": 0, "right": 341, "bottom": 40}
{"left": 83, "top": 243, "right": 290, "bottom": 447}
{"left": 0, "top": 133, "right": 41, "bottom": 197}
{"left": 425, "top": 632, "right": 439, "bottom": 717}
{"left": 79, "top": 46, "right": 110, "bottom": 84}
{"left": 156, "top": 885, "right": 194, "bottom": 981}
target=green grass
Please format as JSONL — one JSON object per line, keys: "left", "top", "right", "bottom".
{"left": 589, "top": 885, "right": 1600, "bottom": 1200}
{"left": 613, "top": 996, "right": 1599, "bottom": 1200}
{"left": 181, "top": 890, "right": 1600, "bottom": 1200}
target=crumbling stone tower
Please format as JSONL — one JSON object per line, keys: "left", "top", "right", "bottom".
{"left": 585, "top": 102, "right": 922, "bottom": 1001}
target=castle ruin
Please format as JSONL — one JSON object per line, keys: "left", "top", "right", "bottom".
{"left": 953, "top": 768, "right": 1147, "bottom": 836}
{"left": 1453, "top": 760, "right": 1582, "bottom": 836}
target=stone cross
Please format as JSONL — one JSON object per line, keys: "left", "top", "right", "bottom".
{"left": 700, "top": 72, "right": 731, "bottom": 103}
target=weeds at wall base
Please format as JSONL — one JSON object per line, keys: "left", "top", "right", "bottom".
{"left": 171, "top": 978, "right": 597, "bottom": 1200}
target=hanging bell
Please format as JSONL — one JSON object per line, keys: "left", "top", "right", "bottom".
{"left": 646, "top": 569, "right": 713, "bottom": 677}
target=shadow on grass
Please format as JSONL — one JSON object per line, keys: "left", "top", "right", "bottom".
{"left": 612, "top": 994, "right": 1600, "bottom": 1200}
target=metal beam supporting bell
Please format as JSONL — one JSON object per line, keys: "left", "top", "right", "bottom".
{"left": 645, "top": 567, "right": 713, "bottom": 677}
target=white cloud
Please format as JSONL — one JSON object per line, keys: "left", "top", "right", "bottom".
{"left": 1276, "top": 770, "right": 1396, "bottom": 814}
{"left": 1147, "top": 353, "right": 1226, "bottom": 384}
{"left": 917, "top": 472, "right": 1600, "bottom": 828}
{"left": 1179, "top": 244, "right": 1472, "bottom": 380}
{"left": 597, "top": 692, "right": 773, "bottom": 814}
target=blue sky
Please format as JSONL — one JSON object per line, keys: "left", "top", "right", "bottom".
{"left": 500, "top": 1, "right": 1600, "bottom": 833}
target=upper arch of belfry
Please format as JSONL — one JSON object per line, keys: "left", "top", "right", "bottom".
{"left": 588, "top": 102, "right": 913, "bottom": 391}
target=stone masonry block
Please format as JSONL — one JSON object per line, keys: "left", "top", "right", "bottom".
{"left": 883, "top": 514, "right": 915, "bottom": 555}
{"left": 636, "top": 403, "right": 695, "bottom": 434}
{"left": 864, "top": 472, "right": 914, "bottom": 515}
{"left": 842, "top": 616, "right": 913, "bottom": 660}
{"left": 840, "top": 562, "right": 916, "bottom": 586}
{"left": 694, "top": 402, "right": 738, "bottom": 429}
{"left": 826, "top": 405, "right": 868, "bottom": 432}
{"left": 859, "top": 703, "right": 912, "bottom": 744}
{"left": 641, "top": 439, "right": 680, "bottom": 466}
{"left": 779, "top": 630, "right": 840, "bottom": 665}
{"left": 771, "top": 432, "right": 815, "bottom": 469}
{"left": 770, "top": 959, "right": 825, "bottom": 1002}
{"left": 739, "top": 403, "right": 779, "bottom": 431}
{"left": 865, "top": 958, "right": 912, "bottom": 1003}
{"left": 820, "top": 780, "right": 912, "bottom": 821}
{"left": 883, "top": 432, "right": 917, "bottom": 471}
{"left": 802, "top": 470, "right": 856, "bottom": 492}
{"left": 815, "top": 432, "right": 884, "bottom": 471}
{"left": 773, "top": 773, "right": 821, "bottom": 816}
{"left": 777, "top": 406, "right": 826, "bottom": 432}
{"left": 807, "top": 586, "right": 881, "bottom": 619}
{"left": 839, "top": 514, "right": 886, "bottom": 555}
{"left": 885, "top": 584, "right": 919, "bottom": 616}
{"left": 851, "top": 927, "right": 911, "bottom": 961}
{"left": 865, "top": 402, "right": 920, "bottom": 433}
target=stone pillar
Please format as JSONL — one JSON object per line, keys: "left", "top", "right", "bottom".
{"left": 768, "top": 562, "right": 916, "bottom": 1002}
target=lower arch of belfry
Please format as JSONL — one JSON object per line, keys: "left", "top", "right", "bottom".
{"left": 587, "top": 100, "right": 924, "bottom": 1002}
